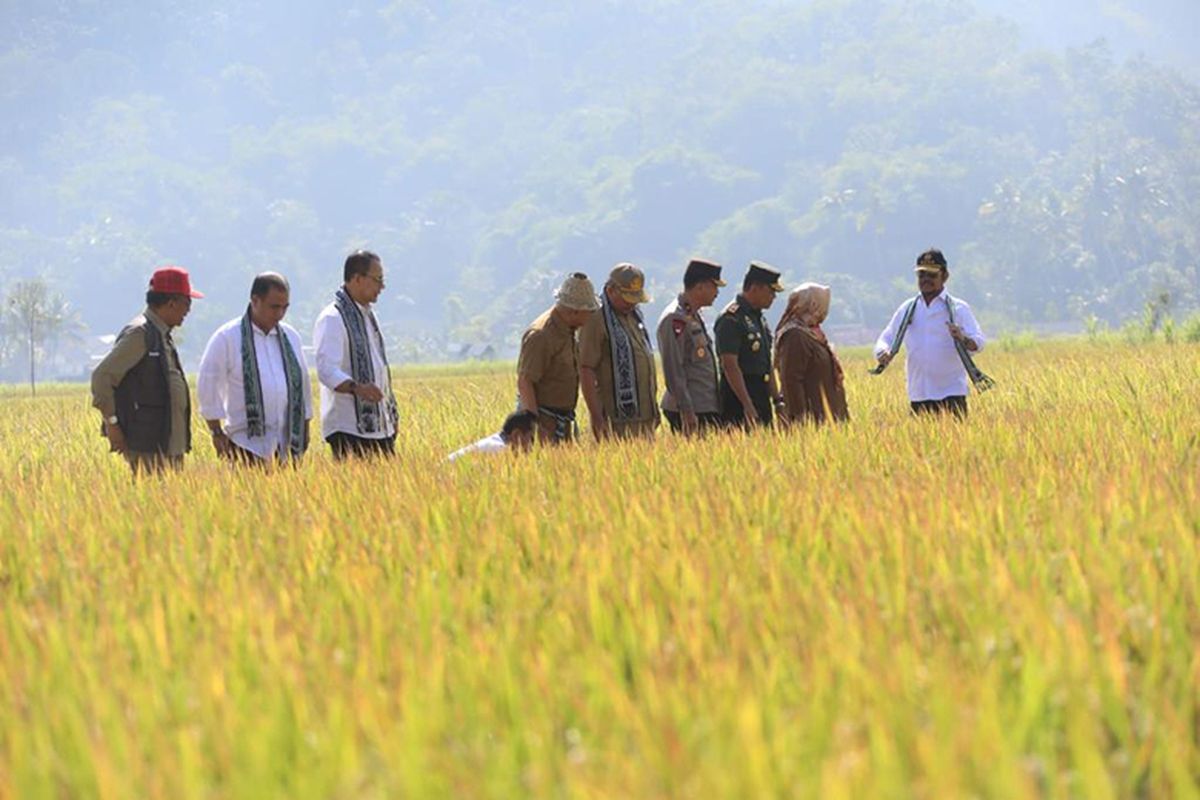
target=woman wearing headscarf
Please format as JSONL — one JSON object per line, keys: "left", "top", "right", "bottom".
{"left": 773, "top": 282, "right": 849, "bottom": 425}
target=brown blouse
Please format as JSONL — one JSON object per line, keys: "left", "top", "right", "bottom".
{"left": 775, "top": 329, "right": 849, "bottom": 424}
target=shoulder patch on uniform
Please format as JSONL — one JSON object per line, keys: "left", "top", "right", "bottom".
{"left": 721, "top": 301, "right": 740, "bottom": 316}
{"left": 672, "top": 318, "right": 686, "bottom": 336}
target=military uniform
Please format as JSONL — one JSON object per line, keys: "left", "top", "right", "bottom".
{"left": 518, "top": 307, "right": 582, "bottom": 442}
{"left": 715, "top": 294, "right": 776, "bottom": 426}
{"left": 657, "top": 293, "right": 722, "bottom": 432}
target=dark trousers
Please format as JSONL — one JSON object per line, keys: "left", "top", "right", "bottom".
{"left": 911, "top": 396, "right": 968, "bottom": 418}
{"left": 720, "top": 375, "right": 774, "bottom": 427}
{"left": 326, "top": 432, "right": 396, "bottom": 460}
{"left": 126, "top": 451, "right": 183, "bottom": 476}
{"left": 663, "top": 410, "right": 724, "bottom": 434}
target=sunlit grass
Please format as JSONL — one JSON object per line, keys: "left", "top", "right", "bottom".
{"left": 0, "top": 340, "right": 1197, "bottom": 798}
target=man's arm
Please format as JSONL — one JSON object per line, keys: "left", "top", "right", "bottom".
{"left": 579, "top": 365, "right": 606, "bottom": 440}
{"left": 874, "top": 301, "right": 908, "bottom": 364}
{"left": 90, "top": 326, "right": 147, "bottom": 454}
{"left": 196, "top": 327, "right": 235, "bottom": 456}
{"left": 720, "top": 354, "right": 757, "bottom": 423}
{"left": 516, "top": 331, "right": 544, "bottom": 414}
{"left": 314, "top": 312, "right": 382, "bottom": 402}
{"left": 949, "top": 301, "right": 986, "bottom": 353}
{"left": 657, "top": 317, "right": 694, "bottom": 413}
{"left": 577, "top": 315, "right": 608, "bottom": 439}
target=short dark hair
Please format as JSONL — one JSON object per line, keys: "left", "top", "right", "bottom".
{"left": 251, "top": 272, "right": 290, "bottom": 298}
{"left": 344, "top": 250, "right": 381, "bottom": 283}
{"left": 500, "top": 410, "right": 537, "bottom": 441}
{"left": 742, "top": 276, "right": 755, "bottom": 292}
{"left": 684, "top": 274, "right": 709, "bottom": 290}
{"left": 146, "top": 291, "right": 183, "bottom": 308}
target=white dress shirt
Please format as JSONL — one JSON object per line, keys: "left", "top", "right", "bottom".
{"left": 313, "top": 300, "right": 397, "bottom": 440}
{"left": 874, "top": 291, "right": 986, "bottom": 402}
{"left": 197, "top": 319, "right": 313, "bottom": 460}
{"left": 447, "top": 432, "right": 508, "bottom": 462}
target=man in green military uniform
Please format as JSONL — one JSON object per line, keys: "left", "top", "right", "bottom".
{"left": 715, "top": 261, "right": 785, "bottom": 428}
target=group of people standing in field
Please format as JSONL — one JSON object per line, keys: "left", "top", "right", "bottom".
{"left": 89, "top": 247, "right": 991, "bottom": 473}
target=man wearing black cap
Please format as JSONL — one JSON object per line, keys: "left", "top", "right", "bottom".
{"left": 91, "top": 265, "right": 203, "bottom": 474}
{"left": 656, "top": 258, "right": 726, "bottom": 436}
{"left": 715, "top": 261, "right": 785, "bottom": 428}
{"left": 873, "top": 248, "right": 988, "bottom": 417}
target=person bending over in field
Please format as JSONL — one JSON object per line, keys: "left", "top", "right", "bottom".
{"left": 447, "top": 410, "right": 537, "bottom": 461}
{"left": 516, "top": 272, "right": 599, "bottom": 444}
{"left": 91, "top": 266, "right": 204, "bottom": 476}
{"left": 197, "top": 272, "right": 313, "bottom": 466}
{"left": 774, "top": 282, "right": 849, "bottom": 426}
{"left": 872, "top": 249, "right": 992, "bottom": 418}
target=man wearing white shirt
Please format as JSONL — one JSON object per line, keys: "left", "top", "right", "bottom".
{"left": 874, "top": 249, "right": 987, "bottom": 417}
{"left": 447, "top": 410, "right": 537, "bottom": 462}
{"left": 198, "top": 272, "right": 313, "bottom": 464}
{"left": 313, "top": 250, "right": 399, "bottom": 459}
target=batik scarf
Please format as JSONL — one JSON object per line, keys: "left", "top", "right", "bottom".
{"left": 334, "top": 288, "right": 399, "bottom": 433}
{"left": 602, "top": 296, "right": 650, "bottom": 420}
{"left": 240, "top": 307, "right": 306, "bottom": 459}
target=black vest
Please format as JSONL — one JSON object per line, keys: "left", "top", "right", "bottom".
{"left": 113, "top": 317, "right": 191, "bottom": 454}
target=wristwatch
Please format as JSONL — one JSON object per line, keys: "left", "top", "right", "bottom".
{"left": 105, "top": 415, "right": 119, "bottom": 426}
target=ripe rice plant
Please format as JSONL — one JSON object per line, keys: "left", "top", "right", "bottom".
{"left": 0, "top": 340, "right": 1197, "bottom": 798}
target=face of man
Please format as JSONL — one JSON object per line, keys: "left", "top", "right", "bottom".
{"left": 158, "top": 295, "right": 192, "bottom": 328}
{"left": 251, "top": 287, "right": 290, "bottom": 332}
{"left": 745, "top": 283, "right": 779, "bottom": 310}
{"left": 689, "top": 279, "right": 721, "bottom": 308}
{"left": 348, "top": 259, "right": 385, "bottom": 305}
{"left": 917, "top": 268, "right": 947, "bottom": 297}
{"left": 558, "top": 307, "right": 594, "bottom": 330}
{"left": 606, "top": 285, "right": 637, "bottom": 314}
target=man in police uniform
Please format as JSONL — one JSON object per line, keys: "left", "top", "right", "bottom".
{"left": 579, "top": 263, "right": 659, "bottom": 440}
{"left": 516, "top": 272, "right": 600, "bottom": 443}
{"left": 656, "top": 258, "right": 726, "bottom": 436}
{"left": 715, "top": 261, "right": 785, "bottom": 427}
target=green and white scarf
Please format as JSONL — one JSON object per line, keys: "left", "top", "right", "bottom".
{"left": 334, "top": 288, "right": 398, "bottom": 434}
{"left": 240, "top": 307, "right": 306, "bottom": 459}
{"left": 602, "top": 296, "right": 650, "bottom": 420}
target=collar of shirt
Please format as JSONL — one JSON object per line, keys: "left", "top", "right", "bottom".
{"left": 920, "top": 289, "right": 947, "bottom": 307}
{"left": 735, "top": 294, "right": 761, "bottom": 320}
{"left": 144, "top": 307, "right": 171, "bottom": 335}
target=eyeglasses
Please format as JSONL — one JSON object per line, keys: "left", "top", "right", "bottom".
{"left": 365, "top": 274, "right": 386, "bottom": 288}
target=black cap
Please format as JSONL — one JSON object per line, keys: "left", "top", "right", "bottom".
{"left": 745, "top": 261, "right": 784, "bottom": 291}
{"left": 915, "top": 248, "right": 948, "bottom": 273}
{"left": 684, "top": 258, "right": 726, "bottom": 287}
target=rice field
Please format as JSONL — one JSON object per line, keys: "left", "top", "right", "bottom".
{"left": 0, "top": 339, "right": 1197, "bottom": 798}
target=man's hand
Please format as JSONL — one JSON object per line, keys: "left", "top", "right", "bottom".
{"left": 104, "top": 420, "right": 127, "bottom": 454}
{"left": 210, "top": 428, "right": 234, "bottom": 458}
{"left": 876, "top": 351, "right": 893, "bottom": 367}
{"left": 354, "top": 383, "right": 385, "bottom": 404}
{"left": 590, "top": 412, "right": 609, "bottom": 442}
{"left": 947, "top": 323, "right": 976, "bottom": 350}
{"left": 681, "top": 410, "right": 699, "bottom": 436}
{"left": 742, "top": 402, "right": 760, "bottom": 426}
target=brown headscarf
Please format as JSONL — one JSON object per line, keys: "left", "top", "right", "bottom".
{"left": 774, "top": 282, "right": 844, "bottom": 385}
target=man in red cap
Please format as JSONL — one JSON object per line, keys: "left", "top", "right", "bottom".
{"left": 91, "top": 266, "right": 203, "bottom": 474}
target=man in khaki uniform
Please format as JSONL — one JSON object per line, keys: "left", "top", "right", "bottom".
{"left": 91, "top": 266, "right": 203, "bottom": 474}
{"left": 657, "top": 258, "right": 726, "bottom": 435}
{"left": 516, "top": 273, "right": 599, "bottom": 444}
{"left": 580, "top": 264, "right": 660, "bottom": 441}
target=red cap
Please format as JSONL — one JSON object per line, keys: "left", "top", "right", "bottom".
{"left": 148, "top": 266, "right": 204, "bottom": 298}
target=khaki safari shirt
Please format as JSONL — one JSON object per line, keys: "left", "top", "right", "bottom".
{"left": 91, "top": 308, "right": 189, "bottom": 457}
{"left": 579, "top": 305, "right": 658, "bottom": 424}
{"left": 656, "top": 293, "right": 720, "bottom": 414}
{"left": 518, "top": 308, "right": 581, "bottom": 410}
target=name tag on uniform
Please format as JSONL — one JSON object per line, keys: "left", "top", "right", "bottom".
{"left": 148, "top": 351, "right": 161, "bottom": 357}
